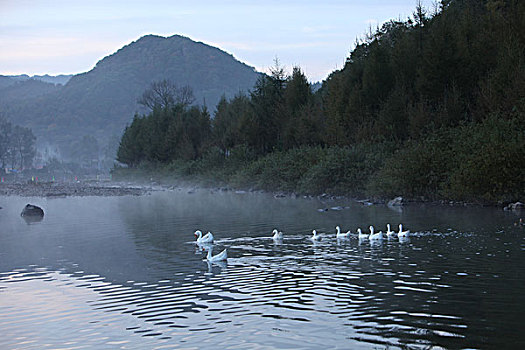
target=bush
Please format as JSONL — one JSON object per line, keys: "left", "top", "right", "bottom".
{"left": 229, "top": 143, "right": 394, "bottom": 195}
{"left": 299, "top": 143, "right": 394, "bottom": 195}
{"left": 444, "top": 116, "right": 525, "bottom": 202}
{"left": 367, "top": 132, "right": 455, "bottom": 199}
{"left": 231, "top": 147, "right": 326, "bottom": 191}
{"left": 368, "top": 116, "right": 525, "bottom": 202}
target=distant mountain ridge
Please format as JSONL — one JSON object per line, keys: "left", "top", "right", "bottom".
{"left": 0, "top": 34, "right": 261, "bottom": 160}
{"left": 0, "top": 74, "right": 72, "bottom": 87}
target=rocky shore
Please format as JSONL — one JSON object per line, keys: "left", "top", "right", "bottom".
{"left": 0, "top": 181, "right": 152, "bottom": 197}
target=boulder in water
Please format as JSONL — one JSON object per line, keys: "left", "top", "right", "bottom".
{"left": 504, "top": 201, "right": 524, "bottom": 211}
{"left": 21, "top": 204, "right": 44, "bottom": 217}
{"left": 388, "top": 196, "right": 404, "bottom": 206}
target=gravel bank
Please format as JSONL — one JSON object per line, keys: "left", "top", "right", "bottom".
{"left": 0, "top": 181, "right": 153, "bottom": 197}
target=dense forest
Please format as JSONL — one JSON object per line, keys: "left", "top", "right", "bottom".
{"left": 115, "top": 0, "right": 525, "bottom": 203}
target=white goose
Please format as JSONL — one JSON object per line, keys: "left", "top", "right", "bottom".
{"left": 336, "top": 226, "right": 351, "bottom": 239}
{"left": 369, "top": 225, "right": 383, "bottom": 240}
{"left": 206, "top": 247, "right": 228, "bottom": 262}
{"left": 194, "top": 230, "right": 214, "bottom": 244}
{"left": 311, "top": 230, "right": 322, "bottom": 241}
{"left": 357, "top": 228, "right": 369, "bottom": 240}
{"left": 272, "top": 229, "right": 283, "bottom": 240}
{"left": 386, "top": 224, "right": 397, "bottom": 238}
{"left": 398, "top": 224, "right": 410, "bottom": 238}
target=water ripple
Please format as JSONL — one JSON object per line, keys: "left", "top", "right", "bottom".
{"left": 1, "top": 192, "right": 525, "bottom": 348}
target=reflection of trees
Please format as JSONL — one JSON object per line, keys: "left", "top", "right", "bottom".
{"left": 118, "top": 191, "right": 516, "bottom": 266}
{"left": 113, "top": 192, "right": 525, "bottom": 347}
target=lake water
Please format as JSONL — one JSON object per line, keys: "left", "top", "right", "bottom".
{"left": 1, "top": 189, "right": 524, "bottom": 349}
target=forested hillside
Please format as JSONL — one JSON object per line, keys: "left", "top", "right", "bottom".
{"left": 1, "top": 35, "right": 260, "bottom": 161}
{"left": 116, "top": 0, "right": 525, "bottom": 203}
{"left": 0, "top": 79, "right": 62, "bottom": 104}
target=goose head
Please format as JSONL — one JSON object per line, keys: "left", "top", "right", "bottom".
{"left": 399, "top": 224, "right": 403, "bottom": 232}
{"left": 369, "top": 225, "right": 375, "bottom": 234}
{"left": 335, "top": 226, "right": 341, "bottom": 234}
{"left": 387, "top": 224, "right": 391, "bottom": 231}
{"left": 272, "top": 229, "right": 278, "bottom": 235}
{"left": 357, "top": 228, "right": 362, "bottom": 234}
{"left": 194, "top": 230, "right": 202, "bottom": 238}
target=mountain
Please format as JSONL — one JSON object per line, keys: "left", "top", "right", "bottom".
{"left": 0, "top": 79, "right": 62, "bottom": 104}
{"left": 0, "top": 74, "right": 72, "bottom": 87}
{"left": 0, "top": 34, "right": 261, "bottom": 160}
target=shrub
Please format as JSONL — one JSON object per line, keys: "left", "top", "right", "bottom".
{"left": 368, "top": 116, "right": 525, "bottom": 202}
{"left": 444, "top": 116, "right": 525, "bottom": 202}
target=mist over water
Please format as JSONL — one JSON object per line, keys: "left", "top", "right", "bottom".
{"left": 1, "top": 190, "right": 524, "bottom": 348}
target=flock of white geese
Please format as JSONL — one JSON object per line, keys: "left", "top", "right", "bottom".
{"left": 194, "top": 223, "right": 410, "bottom": 262}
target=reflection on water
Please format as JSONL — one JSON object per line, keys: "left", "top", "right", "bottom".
{"left": 0, "top": 190, "right": 524, "bottom": 348}
{"left": 21, "top": 214, "right": 44, "bottom": 225}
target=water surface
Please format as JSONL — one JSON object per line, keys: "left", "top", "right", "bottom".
{"left": 1, "top": 190, "right": 524, "bottom": 349}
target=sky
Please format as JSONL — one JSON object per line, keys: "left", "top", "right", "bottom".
{"left": 0, "top": 0, "right": 434, "bottom": 82}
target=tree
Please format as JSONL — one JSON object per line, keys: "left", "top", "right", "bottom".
{"left": 0, "top": 117, "right": 12, "bottom": 168}
{"left": 138, "top": 79, "right": 195, "bottom": 110}
{"left": 282, "top": 66, "right": 314, "bottom": 148}
{"left": 117, "top": 115, "right": 147, "bottom": 167}
{"left": 0, "top": 116, "right": 36, "bottom": 169}
{"left": 248, "top": 60, "right": 288, "bottom": 154}
{"left": 212, "top": 93, "right": 256, "bottom": 155}
{"left": 12, "top": 125, "right": 36, "bottom": 169}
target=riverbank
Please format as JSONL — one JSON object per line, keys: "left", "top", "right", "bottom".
{"left": 109, "top": 168, "right": 525, "bottom": 212}
{"left": 2, "top": 174, "right": 522, "bottom": 214}
{"left": 0, "top": 181, "right": 153, "bottom": 197}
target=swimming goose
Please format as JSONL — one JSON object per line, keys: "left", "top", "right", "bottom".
{"left": 369, "top": 225, "right": 383, "bottom": 240}
{"left": 336, "top": 226, "right": 351, "bottom": 239}
{"left": 206, "top": 248, "right": 228, "bottom": 262}
{"left": 357, "top": 228, "right": 369, "bottom": 239}
{"left": 272, "top": 229, "right": 283, "bottom": 240}
{"left": 398, "top": 224, "right": 410, "bottom": 238}
{"left": 194, "top": 230, "right": 214, "bottom": 244}
{"left": 311, "top": 230, "right": 322, "bottom": 241}
{"left": 386, "top": 224, "right": 397, "bottom": 238}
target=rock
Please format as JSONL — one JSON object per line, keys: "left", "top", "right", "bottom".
{"left": 356, "top": 199, "right": 374, "bottom": 206}
{"left": 388, "top": 196, "right": 404, "bottom": 206}
{"left": 21, "top": 204, "right": 44, "bottom": 217}
{"left": 505, "top": 201, "right": 524, "bottom": 211}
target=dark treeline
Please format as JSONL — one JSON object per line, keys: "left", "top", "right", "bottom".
{"left": 116, "top": 0, "right": 525, "bottom": 203}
